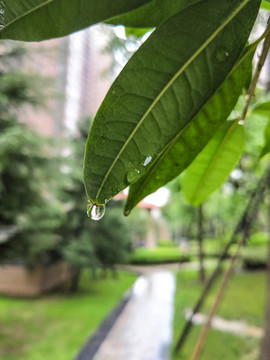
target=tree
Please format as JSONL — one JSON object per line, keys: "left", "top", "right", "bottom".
{"left": 59, "top": 118, "right": 132, "bottom": 291}
{"left": 0, "top": 43, "right": 64, "bottom": 267}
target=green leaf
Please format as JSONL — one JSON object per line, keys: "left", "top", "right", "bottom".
{"left": 181, "top": 121, "right": 245, "bottom": 206}
{"left": 83, "top": 0, "right": 260, "bottom": 206}
{"left": 124, "top": 49, "right": 253, "bottom": 213}
{"left": 0, "top": 0, "right": 152, "bottom": 41}
{"left": 251, "top": 100, "right": 270, "bottom": 159}
{"left": 261, "top": 0, "right": 270, "bottom": 11}
{"left": 108, "top": 0, "right": 202, "bottom": 28}
{"left": 252, "top": 101, "right": 270, "bottom": 118}
{"left": 125, "top": 27, "right": 153, "bottom": 39}
{"left": 260, "top": 118, "right": 270, "bottom": 158}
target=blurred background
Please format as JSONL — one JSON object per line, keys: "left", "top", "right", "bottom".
{"left": 1, "top": 11, "right": 270, "bottom": 360}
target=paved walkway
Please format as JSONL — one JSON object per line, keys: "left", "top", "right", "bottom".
{"left": 93, "top": 270, "right": 176, "bottom": 360}
{"left": 185, "top": 309, "right": 263, "bottom": 338}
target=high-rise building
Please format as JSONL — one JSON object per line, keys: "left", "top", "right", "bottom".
{"left": 19, "top": 25, "right": 113, "bottom": 138}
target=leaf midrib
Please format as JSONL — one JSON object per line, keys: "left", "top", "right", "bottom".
{"left": 95, "top": 0, "right": 251, "bottom": 202}
{"left": 125, "top": 43, "right": 256, "bottom": 209}
{"left": 0, "top": 0, "right": 54, "bottom": 30}
{"left": 189, "top": 121, "right": 238, "bottom": 204}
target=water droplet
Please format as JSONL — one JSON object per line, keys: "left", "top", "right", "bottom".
{"left": 143, "top": 156, "right": 152, "bottom": 166}
{"left": 127, "top": 167, "right": 142, "bottom": 183}
{"left": 0, "top": 25, "right": 4, "bottom": 30}
{"left": 215, "top": 48, "right": 229, "bottom": 62}
{"left": 124, "top": 209, "right": 131, "bottom": 216}
{"left": 87, "top": 202, "right": 105, "bottom": 220}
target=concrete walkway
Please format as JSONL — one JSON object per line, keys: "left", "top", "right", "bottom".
{"left": 93, "top": 270, "right": 176, "bottom": 360}
{"left": 185, "top": 309, "right": 263, "bottom": 338}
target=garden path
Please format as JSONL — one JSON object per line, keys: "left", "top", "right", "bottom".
{"left": 93, "top": 269, "right": 176, "bottom": 360}
{"left": 185, "top": 309, "right": 263, "bottom": 338}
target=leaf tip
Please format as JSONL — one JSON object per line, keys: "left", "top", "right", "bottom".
{"left": 124, "top": 208, "right": 131, "bottom": 217}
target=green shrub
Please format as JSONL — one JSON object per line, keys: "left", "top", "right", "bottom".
{"left": 157, "top": 239, "right": 176, "bottom": 248}
{"left": 248, "top": 232, "right": 268, "bottom": 246}
{"left": 242, "top": 246, "right": 268, "bottom": 270}
{"left": 129, "top": 247, "right": 190, "bottom": 265}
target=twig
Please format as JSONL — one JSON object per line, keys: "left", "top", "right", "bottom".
{"left": 241, "top": 17, "right": 270, "bottom": 121}
{"left": 190, "top": 236, "right": 244, "bottom": 360}
{"left": 174, "top": 170, "right": 267, "bottom": 354}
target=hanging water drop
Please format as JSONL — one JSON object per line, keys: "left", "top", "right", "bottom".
{"left": 87, "top": 202, "right": 105, "bottom": 220}
{"left": 124, "top": 209, "right": 131, "bottom": 216}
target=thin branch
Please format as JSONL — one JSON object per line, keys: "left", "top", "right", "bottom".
{"left": 241, "top": 17, "right": 270, "bottom": 121}
{"left": 174, "top": 169, "right": 267, "bottom": 354}
{"left": 190, "top": 236, "right": 244, "bottom": 360}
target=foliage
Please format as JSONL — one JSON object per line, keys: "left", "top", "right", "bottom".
{"left": 2, "top": 0, "right": 270, "bottom": 219}
{"left": 242, "top": 246, "right": 268, "bottom": 269}
{"left": 0, "top": 0, "right": 151, "bottom": 41}
{"left": 181, "top": 121, "right": 245, "bottom": 206}
{"left": 0, "top": 44, "right": 63, "bottom": 267}
{"left": 157, "top": 239, "right": 176, "bottom": 248}
{"left": 91, "top": 206, "right": 132, "bottom": 268}
{"left": 59, "top": 117, "right": 132, "bottom": 275}
{"left": 84, "top": 0, "right": 259, "bottom": 209}
{"left": 248, "top": 231, "right": 268, "bottom": 245}
{"left": 0, "top": 121, "right": 64, "bottom": 268}
{"left": 130, "top": 247, "right": 190, "bottom": 265}
{"left": 0, "top": 271, "right": 136, "bottom": 360}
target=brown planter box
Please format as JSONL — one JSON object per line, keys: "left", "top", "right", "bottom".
{"left": 0, "top": 261, "right": 72, "bottom": 297}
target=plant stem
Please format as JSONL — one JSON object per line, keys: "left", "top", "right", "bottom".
{"left": 241, "top": 17, "right": 270, "bottom": 121}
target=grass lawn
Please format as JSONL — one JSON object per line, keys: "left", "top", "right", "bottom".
{"left": 172, "top": 267, "right": 266, "bottom": 359}
{"left": 0, "top": 271, "right": 136, "bottom": 360}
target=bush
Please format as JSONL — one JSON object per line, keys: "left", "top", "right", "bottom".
{"left": 129, "top": 247, "right": 190, "bottom": 265}
{"left": 242, "top": 246, "right": 268, "bottom": 270}
{"left": 248, "top": 232, "right": 268, "bottom": 246}
{"left": 157, "top": 239, "right": 176, "bottom": 248}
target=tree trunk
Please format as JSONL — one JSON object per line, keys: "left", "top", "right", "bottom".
{"left": 198, "top": 205, "right": 205, "bottom": 283}
{"left": 91, "top": 266, "right": 97, "bottom": 280}
{"left": 70, "top": 268, "right": 81, "bottom": 293}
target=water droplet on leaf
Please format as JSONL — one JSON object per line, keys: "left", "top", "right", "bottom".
{"left": 127, "top": 167, "right": 142, "bottom": 183}
{"left": 215, "top": 48, "right": 229, "bottom": 62}
{"left": 143, "top": 156, "right": 152, "bottom": 166}
{"left": 87, "top": 202, "right": 105, "bottom": 220}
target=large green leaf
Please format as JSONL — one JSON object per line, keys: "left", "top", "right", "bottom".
{"left": 83, "top": 0, "right": 260, "bottom": 206}
{"left": 124, "top": 49, "right": 253, "bottom": 214}
{"left": 0, "top": 0, "right": 151, "bottom": 41}
{"left": 108, "top": 0, "right": 202, "bottom": 28}
{"left": 181, "top": 121, "right": 245, "bottom": 206}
